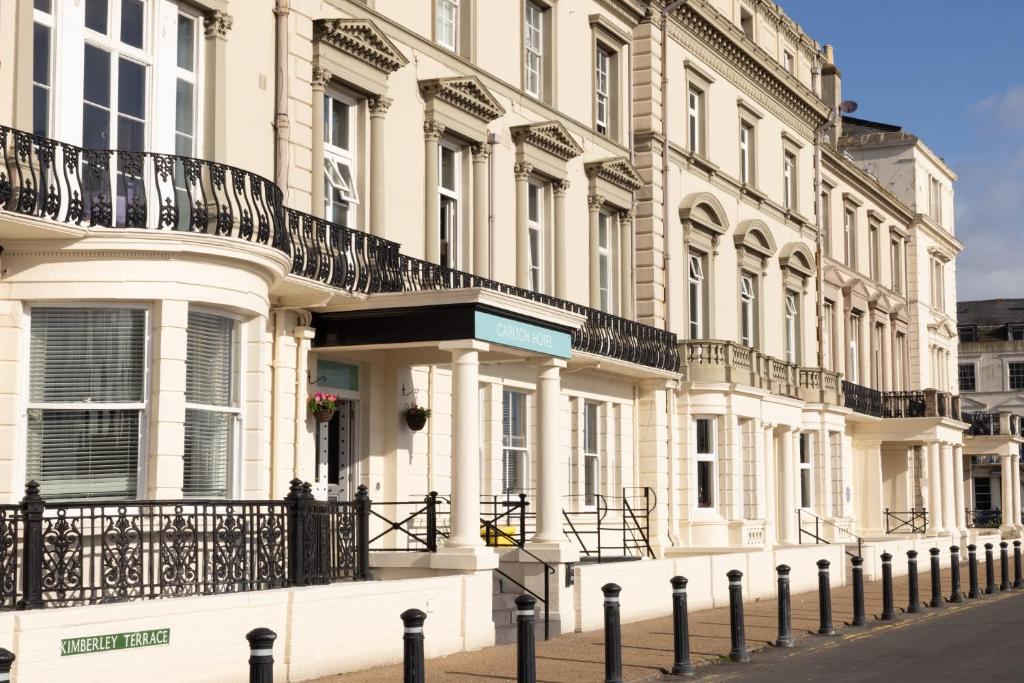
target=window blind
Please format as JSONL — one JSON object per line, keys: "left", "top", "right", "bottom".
{"left": 27, "top": 308, "right": 145, "bottom": 500}
{"left": 184, "top": 311, "right": 235, "bottom": 498}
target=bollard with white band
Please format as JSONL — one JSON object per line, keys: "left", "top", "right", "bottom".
{"left": 245, "top": 627, "right": 276, "bottom": 683}
{"left": 906, "top": 550, "right": 921, "bottom": 614}
{"left": 929, "top": 547, "right": 944, "bottom": 609}
{"left": 515, "top": 594, "right": 537, "bottom": 683}
{"left": 726, "top": 570, "right": 750, "bottom": 663}
{"left": 669, "top": 576, "right": 695, "bottom": 676}
{"left": 401, "top": 608, "right": 427, "bottom": 683}
{"left": 985, "top": 543, "right": 996, "bottom": 595}
{"left": 949, "top": 546, "right": 963, "bottom": 603}
{"left": 1000, "top": 542, "right": 1011, "bottom": 591}
{"left": 880, "top": 552, "right": 895, "bottom": 620}
{"left": 816, "top": 559, "right": 834, "bottom": 635}
{"left": 775, "top": 565, "right": 793, "bottom": 647}
{"left": 0, "top": 648, "right": 13, "bottom": 683}
{"left": 851, "top": 556, "right": 866, "bottom": 626}
{"left": 602, "top": 583, "right": 623, "bottom": 683}
{"left": 967, "top": 544, "right": 982, "bottom": 599}
{"left": 1014, "top": 541, "right": 1023, "bottom": 589}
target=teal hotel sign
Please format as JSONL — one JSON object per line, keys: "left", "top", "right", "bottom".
{"left": 474, "top": 311, "right": 572, "bottom": 358}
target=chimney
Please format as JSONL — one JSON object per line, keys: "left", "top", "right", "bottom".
{"left": 820, "top": 44, "right": 842, "bottom": 142}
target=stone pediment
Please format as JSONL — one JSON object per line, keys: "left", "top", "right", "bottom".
{"left": 509, "top": 121, "right": 583, "bottom": 161}
{"left": 928, "top": 318, "right": 958, "bottom": 339}
{"left": 679, "top": 192, "right": 729, "bottom": 235}
{"left": 420, "top": 76, "right": 505, "bottom": 122}
{"left": 779, "top": 241, "right": 814, "bottom": 279}
{"left": 314, "top": 19, "right": 409, "bottom": 74}
{"left": 734, "top": 219, "right": 777, "bottom": 259}
{"left": 584, "top": 157, "right": 642, "bottom": 192}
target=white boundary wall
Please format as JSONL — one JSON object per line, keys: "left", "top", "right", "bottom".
{"left": 0, "top": 572, "right": 493, "bottom": 683}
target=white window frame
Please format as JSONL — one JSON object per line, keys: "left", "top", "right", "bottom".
{"left": 436, "top": 0, "right": 459, "bottom": 52}
{"left": 694, "top": 417, "right": 716, "bottom": 512}
{"left": 822, "top": 302, "right": 833, "bottom": 370}
{"left": 929, "top": 176, "right": 942, "bottom": 223}
{"left": 931, "top": 258, "right": 945, "bottom": 310}
{"left": 820, "top": 190, "right": 831, "bottom": 253}
{"left": 524, "top": 1, "right": 544, "bottom": 99}
{"left": 439, "top": 140, "right": 462, "bottom": 268}
{"left": 784, "top": 291, "right": 798, "bottom": 364}
{"left": 894, "top": 332, "right": 906, "bottom": 391}
{"left": 324, "top": 90, "right": 359, "bottom": 228}
{"left": 595, "top": 45, "right": 611, "bottom": 136}
{"left": 688, "top": 252, "right": 705, "bottom": 339}
{"left": 527, "top": 181, "right": 544, "bottom": 292}
{"left": 798, "top": 432, "right": 813, "bottom": 510}
{"left": 582, "top": 401, "right": 600, "bottom": 510}
{"left": 739, "top": 121, "right": 753, "bottom": 184}
{"left": 502, "top": 388, "right": 530, "bottom": 495}
{"left": 890, "top": 236, "right": 903, "bottom": 293}
{"left": 183, "top": 308, "right": 243, "bottom": 499}
{"left": 1007, "top": 360, "right": 1024, "bottom": 392}
{"left": 24, "top": 303, "right": 152, "bottom": 501}
{"left": 687, "top": 86, "right": 702, "bottom": 154}
{"left": 843, "top": 208, "right": 855, "bottom": 267}
{"left": 597, "top": 210, "right": 614, "bottom": 313}
{"left": 783, "top": 50, "right": 795, "bottom": 74}
{"left": 868, "top": 223, "right": 880, "bottom": 281}
{"left": 849, "top": 313, "right": 860, "bottom": 384}
{"left": 172, "top": 7, "right": 202, "bottom": 157}
{"left": 739, "top": 274, "right": 755, "bottom": 347}
{"left": 958, "top": 361, "right": 977, "bottom": 393}
{"left": 33, "top": 2, "right": 56, "bottom": 136}
{"left": 783, "top": 151, "right": 796, "bottom": 210}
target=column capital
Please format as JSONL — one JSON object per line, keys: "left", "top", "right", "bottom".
{"left": 618, "top": 209, "right": 634, "bottom": 223}
{"left": 513, "top": 160, "right": 534, "bottom": 180}
{"left": 368, "top": 95, "right": 393, "bottom": 116}
{"left": 423, "top": 119, "right": 446, "bottom": 141}
{"left": 311, "top": 66, "right": 333, "bottom": 89}
{"left": 587, "top": 193, "right": 605, "bottom": 211}
{"left": 537, "top": 358, "right": 567, "bottom": 371}
{"left": 439, "top": 339, "right": 490, "bottom": 353}
{"left": 203, "top": 10, "right": 234, "bottom": 39}
{"left": 470, "top": 142, "right": 490, "bottom": 161}
{"left": 552, "top": 178, "right": 570, "bottom": 196}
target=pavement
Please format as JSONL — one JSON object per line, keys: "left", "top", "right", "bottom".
{"left": 319, "top": 556, "right": 1017, "bottom": 682}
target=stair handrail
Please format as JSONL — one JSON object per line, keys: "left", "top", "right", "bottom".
{"left": 796, "top": 508, "right": 863, "bottom": 558}
{"left": 480, "top": 518, "right": 555, "bottom": 640}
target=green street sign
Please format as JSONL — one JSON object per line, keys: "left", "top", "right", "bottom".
{"left": 60, "top": 628, "right": 170, "bottom": 656}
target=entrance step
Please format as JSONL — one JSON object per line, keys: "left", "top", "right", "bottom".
{"left": 491, "top": 571, "right": 560, "bottom": 645}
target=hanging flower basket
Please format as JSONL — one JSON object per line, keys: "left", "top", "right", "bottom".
{"left": 308, "top": 392, "right": 339, "bottom": 422}
{"left": 403, "top": 405, "right": 432, "bottom": 431}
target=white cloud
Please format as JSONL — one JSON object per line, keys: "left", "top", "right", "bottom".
{"left": 971, "top": 85, "right": 1024, "bottom": 132}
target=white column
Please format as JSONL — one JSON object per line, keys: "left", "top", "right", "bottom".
{"left": 424, "top": 121, "right": 445, "bottom": 264}
{"left": 618, "top": 210, "right": 634, "bottom": 320}
{"left": 1013, "top": 454, "right": 1022, "bottom": 531}
{"left": 534, "top": 360, "right": 566, "bottom": 545}
{"left": 859, "top": 313, "right": 871, "bottom": 388}
{"left": 940, "top": 443, "right": 955, "bottom": 538}
{"left": 927, "top": 441, "right": 944, "bottom": 533}
{"left": 778, "top": 427, "right": 796, "bottom": 544}
{"left": 471, "top": 142, "right": 490, "bottom": 276}
{"left": 553, "top": 179, "right": 569, "bottom": 298}
{"left": 147, "top": 300, "right": 189, "bottom": 498}
{"left": 588, "top": 194, "right": 603, "bottom": 308}
{"left": 445, "top": 344, "right": 483, "bottom": 548}
{"left": 310, "top": 67, "right": 331, "bottom": 218}
{"left": 368, "top": 96, "right": 393, "bottom": 237}
{"left": 952, "top": 444, "right": 967, "bottom": 533}
{"left": 515, "top": 162, "right": 533, "bottom": 288}
{"left": 1000, "top": 453, "right": 1014, "bottom": 534}
{"left": 881, "top": 319, "right": 893, "bottom": 391}
{"left": 832, "top": 304, "right": 846, "bottom": 378}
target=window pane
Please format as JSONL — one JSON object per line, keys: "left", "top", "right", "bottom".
{"left": 503, "top": 390, "right": 526, "bottom": 448}
{"left": 800, "top": 469, "right": 811, "bottom": 508}
{"left": 440, "top": 146, "right": 457, "bottom": 191}
{"left": 120, "top": 0, "right": 144, "bottom": 48}
{"left": 30, "top": 308, "right": 146, "bottom": 403}
{"left": 186, "top": 312, "right": 234, "bottom": 406}
{"left": 177, "top": 14, "right": 195, "bottom": 71}
{"left": 584, "top": 403, "right": 598, "bottom": 455}
{"left": 697, "top": 460, "right": 713, "bottom": 507}
{"left": 696, "top": 418, "right": 711, "bottom": 454}
{"left": 33, "top": 87, "right": 49, "bottom": 137}
{"left": 330, "top": 98, "right": 350, "bottom": 151}
{"left": 83, "top": 104, "right": 110, "bottom": 148}
{"left": 184, "top": 409, "right": 232, "bottom": 497}
{"left": 118, "top": 58, "right": 147, "bottom": 120}
{"left": 117, "top": 116, "right": 145, "bottom": 153}
{"left": 85, "top": 0, "right": 109, "bottom": 34}
{"left": 528, "top": 185, "right": 541, "bottom": 223}
{"left": 584, "top": 455, "right": 597, "bottom": 507}
{"left": 33, "top": 23, "right": 50, "bottom": 85}
{"left": 84, "top": 44, "right": 111, "bottom": 107}
{"left": 35, "top": 0, "right": 52, "bottom": 12}
{"left": 175, "top": 78, "right": 194, "bottom": 137}
{"left": 27, "top": 409, "right": 140, "bottom": 500}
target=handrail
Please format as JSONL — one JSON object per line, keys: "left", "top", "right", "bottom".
{"left": 796, "top": 508, "right": 863, "bottom": 558}
{"left": 883, "top": 508, "right": 928, "bottom": 534}
{"left": 562, "top": 488, "right": 654, "bottom": 561}
{"left": 964, "top": 508, "right": 1000, "bottom": 529}
{"left": 480, "top": 518, "right": 554, "bottom": 640}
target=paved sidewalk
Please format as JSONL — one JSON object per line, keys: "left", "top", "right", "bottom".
{"left": 321, "top": 558, "right": 1013, "bottom": 682}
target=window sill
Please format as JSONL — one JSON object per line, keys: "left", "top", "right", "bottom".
{"left": 740, "top": 183, "right": 766, "bottom": 203}
{"left": 685, "top": 151, "right": 719, "bottom": 176}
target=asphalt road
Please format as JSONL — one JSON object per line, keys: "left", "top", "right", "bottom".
{"left": 699, "top": 591, "right": 1024, "bottom": 682}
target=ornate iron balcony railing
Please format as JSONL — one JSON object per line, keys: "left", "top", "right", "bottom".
{"left": 0, "top": 125, "right": 679, "bottom": 372}
{"left": 842, "top": 382, "right": 961, "bottom": 420}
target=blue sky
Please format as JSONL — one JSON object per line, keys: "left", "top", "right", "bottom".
{"left": 779, "top": 0, "right": 1024, "bottom": 301}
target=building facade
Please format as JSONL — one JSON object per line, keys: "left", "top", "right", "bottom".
{"left": 0, "top": 0, "right": 1000, "bottom": 679}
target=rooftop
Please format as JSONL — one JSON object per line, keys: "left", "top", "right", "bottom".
{"left": 958, "top": 299, "right": 1024, "bottom": 326}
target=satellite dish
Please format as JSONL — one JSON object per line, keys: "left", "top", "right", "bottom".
{"left": 839, "top": 101, "right": 859, "bottom": 114}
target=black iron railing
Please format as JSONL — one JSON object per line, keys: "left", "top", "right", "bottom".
{"left": 883, "top": 508, "right": 928, "bottom": 534}
{"left": 366, "top": 493, "right": 449, "bottom": 552}
{"left": 842, "top": 382, "right": 960, "bottom": 421}
{"left": 842, "top": 381, "right": 885, "bottom": 417}
{"left": 481, "top": 493, "right": 531, "bottom": 547}
{"left": 965, "top": 509, "right": 1001, "bottom": 529}
{"left": 1, "top": 125, "right": 679, "bottom": 371}
{"left": 964, "top": 412, "right": 1001, "bottom": 436}
{"left": 796, "top": 509, "right": 862, "bottom": 558}
{"left": 562, "top": 488, "right": 655, "bottom": 562}
{"left": 0, "top": 479, "right": 367, "bottom": 611}
{"left": 884, "top": 391, "right": 926, "bottom": 418}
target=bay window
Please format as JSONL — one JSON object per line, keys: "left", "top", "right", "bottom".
{"left": 324, "top": 92, "right": 359, "bottom": 227}
{"left": 27, "top": 307, "right": 147, "bottom": 500}
{"left": 695, "top": 417, "right": 716, "bottom": 509}
{"left": 740, "top": 274, "right": 755, "bottom": 347}
{"left": 184, "top": 311, "right": 238, "bottom": 498}
{"left": 502, "top": 389, "right": 529, "bottom": 494}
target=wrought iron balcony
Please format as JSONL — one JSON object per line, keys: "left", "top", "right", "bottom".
{"left": 0, "top": 125, "right": 679, "bottom": 372}
{"left": 963, "top": 411, "right": 1022, "bottom": 437}
{"left": 841, "top": 382, "right": 961, "bottom": 420}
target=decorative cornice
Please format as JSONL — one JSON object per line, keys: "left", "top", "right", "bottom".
{"left": 420, "top": 76, "right": 505, "bottom": 123}
{"left": 203, "top": 11, "right": 233, "bottom": 39}
{"left": 311, "top": 67, "right": 333, "bottom": 89}
{"left": 423, "top": 120, "right": 446, "bottom": 140}
{"left": 584, "top": 157, "right": 643, "bottom": 193}
{"left": 509, "top": 121, "right": 584, "bottom": 162}
{"left": 470, "top": 142, "right": 490, "bottom": 161}
{"left": 513, "top": 161, "right": 534, "bottom": 180}
{"left": 368, "top": 95, "right": 393, "bottom": 116}
{"left": 587, "top": 194, "right": 606, "bottom": 211}
{"left": 552, "top": 178, "right": 571, "bottom": 196}
{"left": 314, "top": 18, "right": 409, "bottom": 74}
{"left": 737, "top": 0, "right": 822, "bottom": 62}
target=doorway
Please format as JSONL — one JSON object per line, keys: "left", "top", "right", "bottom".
{"left": 316, "top": 399, "right": 358, "bottom": 501}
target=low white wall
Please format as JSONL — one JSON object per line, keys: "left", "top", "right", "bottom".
{"left": 0, "top": 572, "right": 493, "bottom": 683}
{"left": 573, "top": 544, "right": 847, "bottom": 632}
{"left": 857, "top": 531, "right": 1004, "bottom": 581}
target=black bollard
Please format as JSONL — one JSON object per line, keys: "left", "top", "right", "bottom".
{"left": 0, "top": 648, "right": 15, "bottom": 683}
{"left": 669, "top": 577, "right": 695, "bottom": 676}
{"left": 985, "top": 543, "right": 996, "bottom": 595}
{"left": 929, "top": 548, "right": 944, "bottom": 609}
{"left": 906, "top": 550, "right": 921, "bottom": 613}
{"left": 817, "top": 559, "right": 834, "bottom": 635}
{"left": 602, "top": 583, "right": 623, "bottom": 683}
{"left": 401, "top": 608, "right": 427, "bottom": 683}
{"left": 775, "top": 565, "right": 793, "bottom": 647}
{"left": 949, "top": 546, "right": 963, "bottom": 603}
{"left": 1000, "top": 542, "right": 1011, "bottom": 591}
{"left": 727, "top": 570, "right": 750, "bottom": 663}
{"left": 968, "top": 544, "right": 982, "bottom": 599}
{"left": 515, "top": 594, "right": 537, "bottom": 683}
{"left": 851, "top": 556, "right": 866, "bottom": 627}
{"left": 246, "top": 627, "right": 276, "bottom": 683}
{"left": 880, "top": 552, "right": 895, "bottom": 620}
{"left": 1015, "top": 541, "right": 1024, "bottom": 589}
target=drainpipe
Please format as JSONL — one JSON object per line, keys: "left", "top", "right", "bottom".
{"left": 487, "top": 131, "right": 500, "bottom": 279}
{"left": 274, "top": 1, "right": 290, "bottom": 200}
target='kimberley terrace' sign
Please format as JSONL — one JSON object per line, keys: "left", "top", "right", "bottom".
{"left": 61, "top": 628, "right": 170, "bottom": 656}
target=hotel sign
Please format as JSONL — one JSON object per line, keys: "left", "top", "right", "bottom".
{"left": 474, "top": 311, "right": 571, "bottom": 358}
{"left": 60, "top": 628, "right": 170, "bottom": 656}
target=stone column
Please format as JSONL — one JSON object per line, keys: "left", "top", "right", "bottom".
{"left": 368, "top": 96, "right": 392, "bottom": 237}
{"left": 588, "top": 194, "right": 603, "bottom": 309}
{"left": 940, "top": 443, "right": 956, "bottom": 538}
{"left": 444, "top": 343, "right": 483, "bottom": 548}
{"left": 1013, "top": 454, "right": 1022, "bottom": 531}
{"left": 310, "top": 67, "right": 331, "bottom": 219}
{"left": 552, "top": 179, "right": 569, "bottom": 298}
{"left": 515, "top": 161, "right": 533, "bottom": 288}
{"left": 858, "top": 313, "right": 871, "bottom": 388}
{"left": 619, "top": 210, "right": 634, "bottom": 319}
{"left": 471, "top": 142, "right": 490, "bottom": 276}
{"left": 832, "top": 303, "right": 846, "bottom": 378}
{"left": 778, "top": 427, "right": 796, "bottom": 544}
{"left": 534, "top": 360, "right": 566, "bottom": 545}
{"left": 952, "top": 444, "right": 967, "bottom": 533}
{"left": 423, "top": 121, "right": 445, "bottom": 264}
{"left": 147, "top": 300, "right": 189, "bottom": 498}
{"left": 203, "top": 12, "right": 234, "bottom": 164}
{"left": 927, "top": 441, "right": 944, "bottom": 533}
{"left": 881, "top": 318, "right": 893, "bottom": 391}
